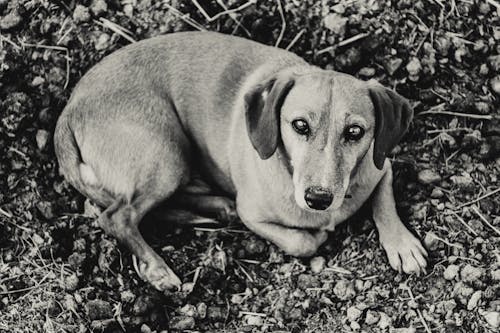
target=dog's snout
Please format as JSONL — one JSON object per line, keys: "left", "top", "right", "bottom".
{"left": 304, "top": 186, "right": 333, "bottom": 210}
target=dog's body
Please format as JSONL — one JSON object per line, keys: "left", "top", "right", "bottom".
{"left": 55, "top": 32, "right": 427, "bottom": 290}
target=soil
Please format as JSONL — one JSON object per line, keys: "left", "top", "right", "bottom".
{"left": 0, "top": 0, "right": 499, "bottom": 332}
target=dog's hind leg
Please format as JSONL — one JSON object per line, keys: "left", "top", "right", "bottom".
{"left": 99, "top": 194, "right": 182, "bottom": 291}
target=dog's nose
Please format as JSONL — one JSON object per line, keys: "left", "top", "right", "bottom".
{"left": 304, "top": 187, "right": 333, "bottom": 210}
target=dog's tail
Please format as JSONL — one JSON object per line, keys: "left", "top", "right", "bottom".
{"left": 54, "top": 112, "right": 112, "bottom": 207}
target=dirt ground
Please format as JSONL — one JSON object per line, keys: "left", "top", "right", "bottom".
{"left": 0, "top": 0, "right": 499, "bottom": 332}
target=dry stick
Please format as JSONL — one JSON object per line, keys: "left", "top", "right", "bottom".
{"left": 427, "top": 127, "right": 472, "bottom": 134}
{"left": 448, "top": 211, "right": 478, "bottom": 236}
{"left": 0, "top": 34, "right": 21, "bottom": 50}
{"left": 418, "top": 110, "right": 494, "bottom": 120}
{"left": 163, "top": 3, "right": 207, "bottom": 31}
{"left": 275, "top": 0, "right": 286, "bottom": 48}
{"left": 97, "top": 18, "right": 136, "bottom": 43}
{"left": 472, "top": 206, "right": 500, "bottom": 237}
{"left": 286, "top": 28, "right": 306, "bottom": 51}
{"left": 456, "top": 188, "right": 500, "bottom": 209}
{"left": 192, "top": 0, "right": 256, "bottom": 23}
{"left": 316, "top": 32, "right": 370, "bottom": 55}
{"left": 215, "top": 0, "right": 252, "bottom": 37}
{"left": 404, "top": 286, "right": 432, "bottom": 333}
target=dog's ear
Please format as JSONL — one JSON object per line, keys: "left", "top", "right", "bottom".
{"left": 244, "top": 75, "right": 295, "bottom": 159}
{"left": 369, "top": 86, "right": 413, "bottom": 170}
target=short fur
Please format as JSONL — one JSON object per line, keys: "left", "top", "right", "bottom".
{"left": 55, "top": 32, "right": 427, "bottom": 291}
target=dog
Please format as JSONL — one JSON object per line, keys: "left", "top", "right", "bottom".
{"left": 54, "top": 31, "right": 427, "bottom": 291}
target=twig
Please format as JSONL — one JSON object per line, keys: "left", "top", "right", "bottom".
{"left": 0, "top": 282, "right": 50, "bottom": 295}
{"left": 286, "top": 28, "right": 305, "bottom": 51}
{"left": 427, "top": 127, "right": 472, "bottom": 134}
{"left": 471, "top": 206, "right": 500, "bottom": 237}
{"left": 0, "top": 207, "right": 13, "bottom": 218}
{"left": 486, "top": 0, "right": 500, "bottom": 9}
{"left": 96, "top": 18, "right": 136, "bottom": 43}
{"left": 0, "top": 34, "right": 21, "bottom": 50}
{"left": 163, "top": 3, "right": 207, "bottom": 31}
{"left": 316, "top": 32, "right": 370, "bottom": 55}
{"left": 402, "top": 284, "right": 432, "bottom": 333}
{"left": 418, "top": 110, "right": 493, "bottom": 120}
{"left": 192, "top": 0, "right": 256, "bottom": 23}
{"left": 324, "top": 266, "right": 352, "bottom": 275}
{"left": 215, "top": 0, "right": 251, "bottom": 37}
{"left": 448, "top": 210, "right": 478, "bottom": 236}
{"left": 275, "top": 0, "right": 286, "bottom": 47}
{"left": 239, "top": 311, "right": 267, "bottom": 317}
{"left": 456, "top": 188, "right": 500, "bottom": 209}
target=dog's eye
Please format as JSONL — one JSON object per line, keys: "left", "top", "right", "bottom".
{"left": 345, "top": 125, "right": 365, "bottom": 141}
{"left": 292, "top": 119, "right": 310, "bottom": 135}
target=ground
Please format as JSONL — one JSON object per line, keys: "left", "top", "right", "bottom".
{"left": 0, "top": 0, "right": 499, "bottom": 332}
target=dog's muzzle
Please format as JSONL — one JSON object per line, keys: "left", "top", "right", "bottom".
{"left": 304, "top": 186, "right": 333, "bottom": 210}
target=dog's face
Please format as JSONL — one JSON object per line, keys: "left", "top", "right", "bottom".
{"left": 245, "top": 70, "right": 412, "bottom": 212}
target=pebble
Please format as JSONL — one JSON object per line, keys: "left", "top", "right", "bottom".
{"left": 443, "top": 264, "right": 460, "bottom": 280}
{"left": 384, "top": 58, "right": 403, "bottom": 76}
{"left": 377, "top": 312, "right": 391, "bottom": 329}
{"left": 430, "top": 188, "right": 444, "bottom": 198}
{"left": 169, "top": 315, "right": 195, "bottom": 330}
{"left": 310, "top": 256, "right": 326, "bottom": 274}
{"left": 483, "top": 311, "right": 500, "bottom": 329}
{"left": 391, "top": 328, "right": 416, "bottom": 333}
{"left": 467, "top": 290, "right": 482, "bottom": 310}
{"left": 120, "top": 290, "right": 135, "bottom": 303}
{"left": 132, "top": 295, "right": 154, "bottom": 315}
{"left": 323, "top": 13, "right": 347, "bottom": 36}
{"left": 197, "top": 302, "right": 207, "bottom": 319}
{"left": 179, "top": 304, "right": 197, "bottom": 317}
{"left": 90, "top": 0, "right": 108, "bottom": 16}
{"left": 347, "top": 306, "right": 363, "bottom": 321}
{"left": 365, "top": 310, "right": 380, "bottom": 325}
{"left": 358, "top": 67, "right": 376, "bottom": 78}
{"left": 423, "top": 231, "right": 440, "bottom": 251}
{"left": 417, "top": 169, "right": 441, "bottom": 185}
{"left": 31, "top": 76, "right": 45, "bottom": 86}
{"left": 490, "top": 75, "right": 500, "bottom": 96}
{"left": 73, "top": 5, "right": 91, "bottom": 23}
{"left": 94, "top": 33, "right": 110, "bottom": 51}
{"left": 333, "top": 280, "right": 356, "bottom": 300}
{"left": 450, "top": 174, "right": 473, "bottom": 187}
{"left": 406, "top": 57, "right": 422, "bottom": 81}
{"left": 488, "top": 54, "right": 500, "bottom": 72}
{"left": 0, "top": 10, "right": 23, "bottom": 30}
{"left": 297, "top": 273, "right": 319, "bottom": 289}
{"left": 85, "top": 299, "right": 112, "bottom": 320}
{"left": 492, "top": 269, "right": 500, "bottom": 281}
{"left": 36, "top": 129, "right": 50, "bottom": 151}
{"left": 244, "top": 314, "right": 263, "bottom": 326}
{"left": 460, "top": 264, "right": 484, "bottom": 283}
{"left": 36, "top": 200, "right": 55, "bottom": 219}
{"left": 64, "top": 273, "right": 79, "bottom": 291}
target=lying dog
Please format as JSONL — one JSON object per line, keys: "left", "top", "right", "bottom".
{"left": 54, "top": 31, "right": 427, "bottom": 291}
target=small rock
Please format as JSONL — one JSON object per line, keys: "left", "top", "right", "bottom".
{"left": 73, "top": 5, "right": 91, "bottom": 23}
{"left": 0, "top": 10, "right": 23, "bottom": 30}
{"left": 323, "top": 13, "right": 348, "bottom": 36}
{"left": 36, "top": 129, "right": 50, "bottom": 151}
{"left": 384, "top": 58, "right": 403, "bottom": 76}
{"left": 140, "top": 324, "right": 152, "bottom": 333}
{"left": 90, "top": 0, "right": 108, "bottom": 16}
{"left": 358, "top": 67, "right": 376, "bottom": 78}
{"left": 347, "top": 306, "right": 363, "bottom": 322}
{"left": 244, "top": 314, "right": 263, "bottom": 326}
{"left": 36, "top": 201, "right": 55, "bottom": 219}
{"left": 333, "top": 280, "right": 356, "bottom": 300}
{"left": 467, "top": 290, "right": 482, "bottom": 310}
{"left": 443, "top": 264, "right": 460, "bottom": 280}
{"left": 31, "top": 76, "right": 45, "bottom": 86}
{"left": 310, "top": 256, "right": 326, "bottom": 274}
{"left": 417, "top": 169, "right": 441, "bottom": 185}
{"left": 450, "top": 173, "right": 473, "bottom": 187}
{"left": 132, "top": 295, "right": 154, "bottom": 315}
{"left": 423, "top": 231, "right": 440, "bottom": 251}
{"left": 460, "top": 264, "right": 484, "bottom": 283}
{"left": 406, "top": 57, "right": 422, "bottom": 81}
{"left": 391, "top": 328, "right": 416, "bottom": 333}
{"left": 196, "top": 302, "right": 207, "bottom": 319}
{"left": 430, "top": 188, "right": 444, "bottom": 199}
{"left": 483, "top": 311, "right": 500, "bottom": 329}
{"left": 85, "top": 299, "right": 112, "bottom": 320}
{"left": 169, "top": 316, "right": 195, "bottom": 330}
{"left": 350, "top": 321, "right": 361, "bottom": 330}
{"left": 297, "top": 273, "right": 319, "bottom": 289}
{"left": 64, "top": 273, "right": 79, "bottom": 291}
{"left": 120, "top": 290, "right": 135, "bottom": 303}
{"left": 490, "top": 75, "right": 500, "bottom": 96}
{"left": 488, "top": 55, "right": 500, "bottom": 72}
{"left": 179, "top": 304, "right": 197, "bottom": 317}
{"left": 365, "top": 310, "right": 380, "bottom": 325}
{"left": 94, "top": 33, "right": 110, "bottom": 51}
{"left": 492, "top": 269, "right": 500, "bottom": 281}
{"left": 378, "top": 312, "right": 391, "bottom": 329}
{"left": 206, "top": 306, "right": 225, "bottom": 321}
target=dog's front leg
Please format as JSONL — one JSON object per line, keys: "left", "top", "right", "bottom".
{"left": 372, "top": 162, "right": 428, "bottom": 274}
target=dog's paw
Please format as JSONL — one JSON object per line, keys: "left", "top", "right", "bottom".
{"left": 216, "top": 198, "right": 238, "bottom": 223}
{"left": 132, "top": 255, "right": 181, "bottom": 291}
{"left": 379, "top": 228, "right": 428, "bottom": 274}
{"left": 282, "top": 230, "right": 328, "bottom": 257}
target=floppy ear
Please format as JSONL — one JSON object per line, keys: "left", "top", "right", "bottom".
{"left": 369, "top": 86, "right": 413, "bottom": 170}
{"left": 244, "top": 75, "right": 295, "bottom": 159}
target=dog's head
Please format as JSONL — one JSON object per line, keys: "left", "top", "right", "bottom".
{"left": 245, "top": 70, "right": 412, "bottom": 212}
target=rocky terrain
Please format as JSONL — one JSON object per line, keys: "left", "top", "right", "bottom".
{"left": 0, "top": 0, "right": 499, "bottom": 332}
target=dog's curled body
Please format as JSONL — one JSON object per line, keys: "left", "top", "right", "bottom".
{"left": 55, "top": 32, "right": 427, "bottom": 290}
